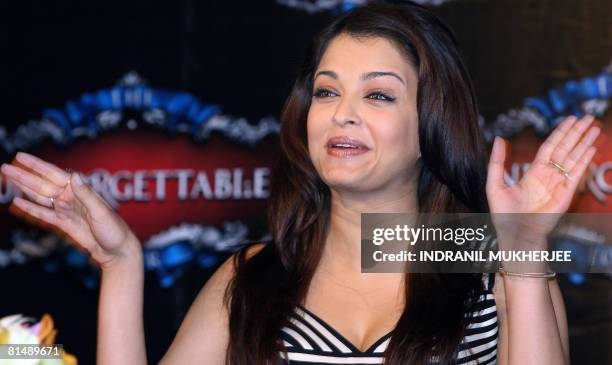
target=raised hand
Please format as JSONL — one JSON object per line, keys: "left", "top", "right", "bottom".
{"left": 1, "top": 152, "right": 142, "bottom": 269}
{"left": 486, "top": 114, "right": 600, "bottom": 249}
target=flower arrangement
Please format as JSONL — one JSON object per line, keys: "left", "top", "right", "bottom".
{"left": 0, "top": 314, "right": 77, "bottom": 365}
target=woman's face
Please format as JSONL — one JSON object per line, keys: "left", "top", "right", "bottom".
{"left": 307, "top": 33, "right": 420, "bottom": 194}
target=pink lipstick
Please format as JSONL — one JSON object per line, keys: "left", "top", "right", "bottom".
{"left": 326, "top": 136, "right": 370, "bottom": 158}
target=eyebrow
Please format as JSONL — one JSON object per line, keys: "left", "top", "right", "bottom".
{"left": 313, "top": 70, "right": 405, "bottom": 85}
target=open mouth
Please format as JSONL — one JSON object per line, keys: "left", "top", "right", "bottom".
{"left": 328, "top": 143, "right": 367, "bottom": 150}
{"left": 325, "top": 136, "right": 370, "bottom": 158}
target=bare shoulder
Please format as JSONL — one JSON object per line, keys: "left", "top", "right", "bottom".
{"left": 158, "top": 242, "right": 268, "bottom": 365}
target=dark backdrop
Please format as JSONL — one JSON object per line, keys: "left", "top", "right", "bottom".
{"left": 1, "top": 1, "right": 611, "bottom": 364}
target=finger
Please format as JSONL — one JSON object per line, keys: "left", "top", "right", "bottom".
{"left": 550, "top": 114, "right": 595, "bottom": 165}
{"left": 14, "top": 152, "right": 71, "bottom": 187}
{"left": 70, "top": 172, "right": 114, "bottom": 218}
{"left": 566, "top": 146, "right": 597, "bottom": 189}
{"left": 533, "top": 115, "right": 578, "bottom": 164}
{"left": 12, "top": 180, "right": 54, "bottom": 208}
{"left": 1, "top": 163, "right": 65, "bottom": 198}
{"left": 12, "top": 195, "right": 100, "bottom": 256}
{"left": 487, "top": 136, "right": 507, "bottom": 190}
{"left": 11, "top": 196, "right": 61, "bottom": 227}
{"left": 560, "top": 125, "right": 600, "bottom": 172}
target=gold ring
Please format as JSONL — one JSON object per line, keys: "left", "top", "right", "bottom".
{"left": 549, "top": 160, "right": 570, "bottom": 179}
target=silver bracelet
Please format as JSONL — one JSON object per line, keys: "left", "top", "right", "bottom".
{"left": 499, "top": 266, "right": 556, "bottom": 278}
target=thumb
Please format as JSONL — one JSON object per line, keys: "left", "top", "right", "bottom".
{"left": 487, "top": 136, "right": 507, "bottom": 190}
{"left": 70, "top": 172, "right": 113, "bottom": 215}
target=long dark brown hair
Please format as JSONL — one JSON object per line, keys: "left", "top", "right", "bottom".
{"left": 224, "top": 1, "right": 490, "bottom": 364}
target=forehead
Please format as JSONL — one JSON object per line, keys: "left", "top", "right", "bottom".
{"left": 316, "top": 33, "right": 417, "bottom": 82}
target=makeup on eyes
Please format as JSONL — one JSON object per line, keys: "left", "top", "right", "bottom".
{"left": 312, "top": 87, "right": 397, "bottom": 102}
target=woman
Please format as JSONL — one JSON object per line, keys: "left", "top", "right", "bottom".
{"left": 1, "top": 2, "right": 600, "bottom": 364}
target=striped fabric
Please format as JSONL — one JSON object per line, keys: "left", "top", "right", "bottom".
{"left": 279, "top": 274, "right": 497, "bottom": 364}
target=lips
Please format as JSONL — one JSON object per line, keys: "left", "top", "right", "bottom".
{"left": 326, "top": 136, "right": 370, "bottom": 158}
{"left": 326, "top": 136, "right": 369, "bottom": 150}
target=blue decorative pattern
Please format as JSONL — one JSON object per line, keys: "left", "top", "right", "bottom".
{"left": 0, "top": 71, "right": 280, "bottom": 154}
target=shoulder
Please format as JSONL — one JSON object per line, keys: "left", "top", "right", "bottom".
{"left": 230, "top": 241, "right": 269, "bottom": 266}
{"left": 158, "top": 242, "right": 268, "bottom": 365}
{"left": 186, "top": 241, "right": 268, "bottom": 314}
{"left": 201, "top": 241, "right": 269, "bottom": 300}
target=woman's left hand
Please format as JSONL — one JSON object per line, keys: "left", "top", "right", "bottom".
{"left": 485, "top": 114, "right": 600, "bottom": 247}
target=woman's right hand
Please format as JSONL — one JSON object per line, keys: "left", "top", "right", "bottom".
{"left": 1, "top": 151, "right": 142, "bottom": 270}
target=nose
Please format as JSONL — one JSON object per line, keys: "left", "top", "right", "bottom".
{"left": 331, "top": 96, "right": 361, "bottom": 127}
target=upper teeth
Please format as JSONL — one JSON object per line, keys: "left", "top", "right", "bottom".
{"left": 333, "top": 143, "right": 357, "bottom": 148}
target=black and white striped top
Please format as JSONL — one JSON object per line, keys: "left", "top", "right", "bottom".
{"left": 279, "top": 274, "right": 498, "bottom": 364}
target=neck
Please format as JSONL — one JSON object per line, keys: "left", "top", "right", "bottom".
{"left": 321, "top": 181, "right": 419, "bottom": 275}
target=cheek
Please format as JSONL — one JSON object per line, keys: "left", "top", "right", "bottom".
{"left": 306, "top": 113, "right": 325, "bottom": 159}
{"left": 375, "top": 116, "right": 419, "bottom": 160}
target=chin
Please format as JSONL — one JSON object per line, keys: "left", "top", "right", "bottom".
{"left": 322, "top": 173, "right": 369, "bottom": 191}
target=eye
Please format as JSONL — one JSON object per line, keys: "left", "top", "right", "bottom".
{"left": 366, "top": 91, "right": 396, "bottom": 102}
{"left": 312, "top": 88, "right": 337, "bottom": 98}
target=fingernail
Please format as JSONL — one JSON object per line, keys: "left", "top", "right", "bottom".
{"left": 74, "top": 172, "right": 84, "bottom": 186}
{"left": 590, "top": 126, "right": 601, "bottom": 139}
{"left": 494, "top": 136, "right": 502, "bottom": 148}
{"left": 16, "top": 152, "right": 30, "bottom": 162}
{"left": 563, "top": 115, "right": 577, "bottom": 125}
{"left": 1, "top": 164, "right": 14, "bottom": 174}
{"left": 12, "top": 196, "right": 27, "bottom": 207}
